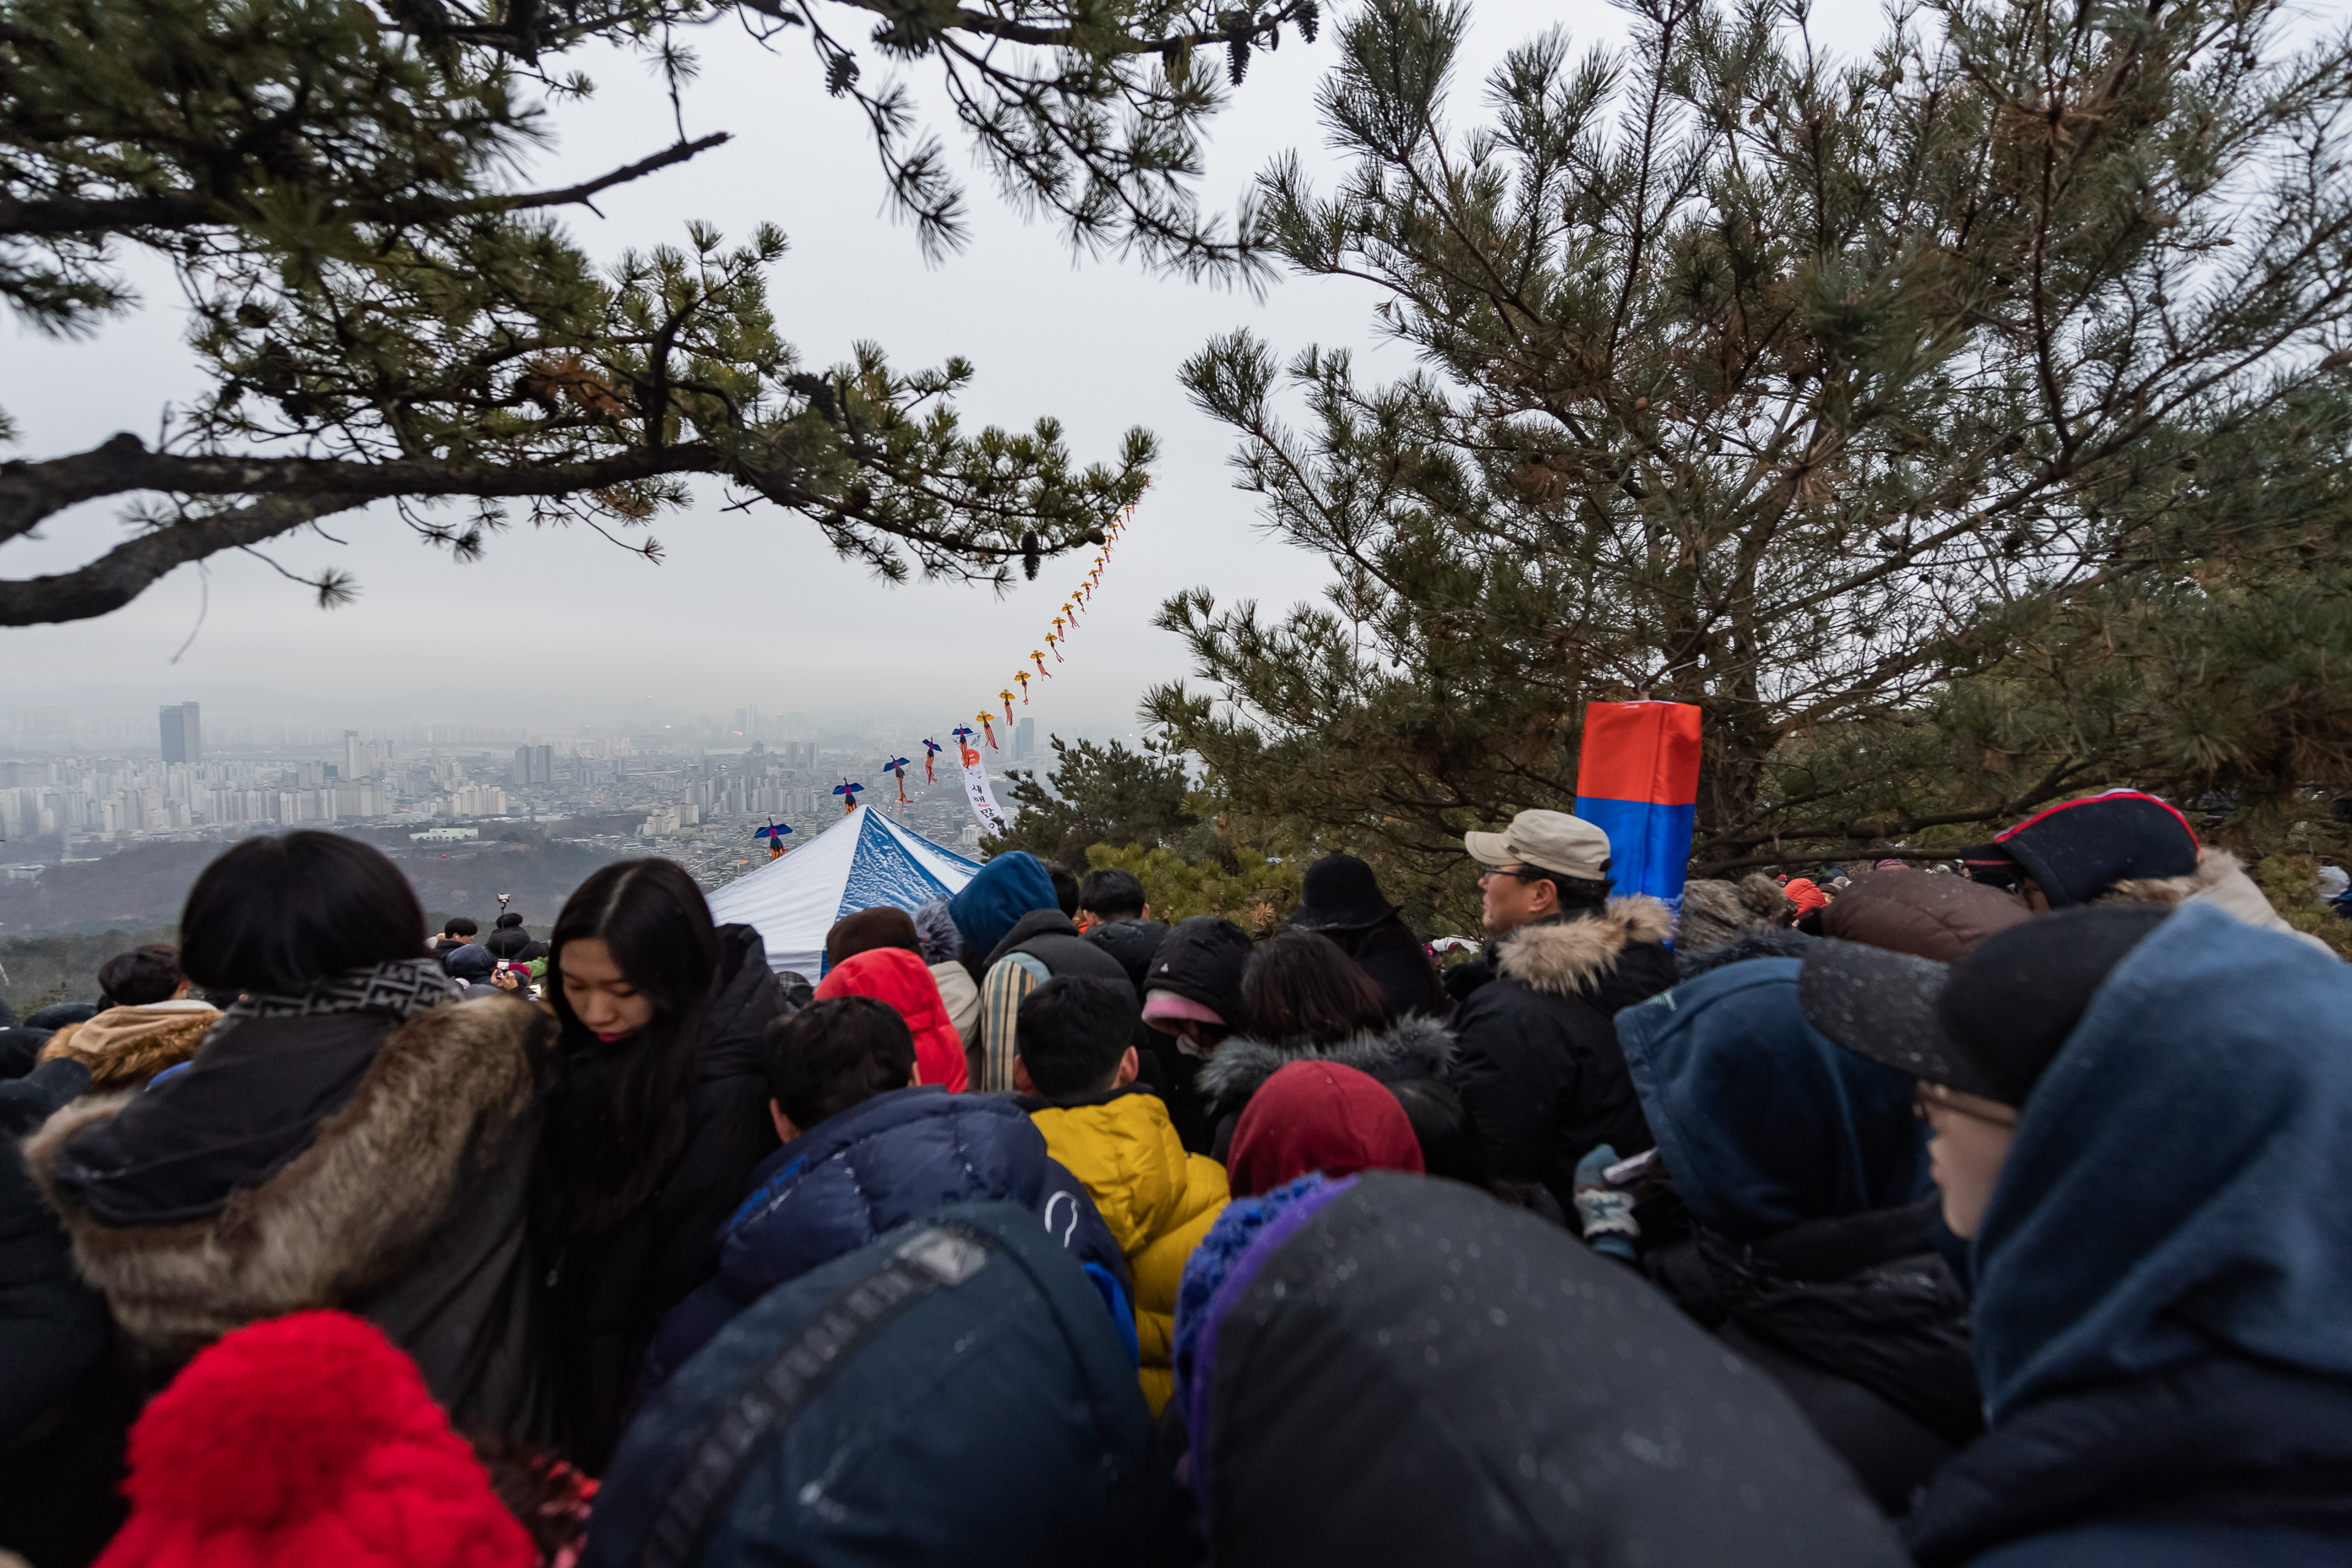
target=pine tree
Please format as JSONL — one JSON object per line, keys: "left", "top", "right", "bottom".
{"left": 0, "top": 0, "right": 1321, "bottom": 622}
{"left": 995, "top": 732, "right": 1205, "bottom": 867}
{"left": 1150, "top": 0, "right": 2352, "bottom": 885}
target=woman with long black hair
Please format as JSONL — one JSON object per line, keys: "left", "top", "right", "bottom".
{"left": 536, "top": 858, "right": 787, "bottom": 1468}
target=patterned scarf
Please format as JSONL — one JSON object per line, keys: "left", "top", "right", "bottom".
{"left": 224, "top": 958, "right": 460, "bottom": 1023}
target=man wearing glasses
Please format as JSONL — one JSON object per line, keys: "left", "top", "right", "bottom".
{"left": 1446, "top": 809, "right": 1679, "bottom": 1216}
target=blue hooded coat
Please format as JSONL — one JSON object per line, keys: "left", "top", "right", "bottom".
{"left": 639, "top": 1087, "right": 1128, "bottom": 1395}
{"left": 1615, "top": 959, "right": 1927, "bottom": 1240}
{"left": 1615, "top": 961, "right": 1975, "bottom": 1511}
{"left": 947, "top": 852, "right": 1059, "bottom": 960}
{"left": 1905, "top": 903, "right": 2352, "bottom": 1566}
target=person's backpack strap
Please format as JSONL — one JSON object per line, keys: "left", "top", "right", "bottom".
{"left": 629, "top": 1223, "right": 998, "bottom": 1568}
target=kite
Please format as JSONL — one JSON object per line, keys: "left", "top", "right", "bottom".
{"left": 1032, "top": 649, "right": 1051, "bottom": 678}
{"left": 884, "top": 755, "right": 912, "bottom": 803}
{"left": 755, "top": 819, "right": 793, "bottom": 860}
{"left": 977, "top": 712, "right": 999, "bottom": 749}
{"left": 999, "top": 689, "right": 1016, "bottom": 723}
{"left": 831, "top": 779, "right": 864, "bottom": 814}
{"left": 1045, "top": 633, "right": 1062, "bottom": 662}
{"left": 922, "top": 738, "right": 943, "bottom": 783}
{"left": 1015, "top": 671, "right": 1032, "bottom": 703}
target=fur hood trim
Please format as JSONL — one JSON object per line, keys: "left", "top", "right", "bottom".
{"left": 1197, "top": 1013, "right": 1454, "bottom": 1105}
{"left": 2104, "top": 847, "right": 2251, "bottom": 909}
{"left": 2104, "top": 849, "right": 2337, "bottom": 956}
{"left": 1494, "top": 896, "right": 1675, "bottom": 999}
{"left": 41, "top": 1004, "right": 220, "bottom": 1093}
{"left": 24, "top": 997, "right": 544, "bottom": 1362}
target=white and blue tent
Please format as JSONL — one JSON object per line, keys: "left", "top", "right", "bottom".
{"left": 707, "top": 804, "right": 985, "bottom": 980}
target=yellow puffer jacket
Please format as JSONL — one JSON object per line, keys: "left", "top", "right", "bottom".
{"left": 1031, "top": 1090, "right": 1228, "bottom": 1413}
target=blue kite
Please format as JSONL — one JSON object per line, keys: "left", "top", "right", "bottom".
{"left": 831, "top": 778, "right": 865, "bottom": 815}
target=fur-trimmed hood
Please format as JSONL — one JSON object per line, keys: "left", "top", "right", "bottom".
{"left": 1197, "top": 1012, "right": 1454, "bottom": 1107}
{"left": 1494, "top": 896, "right": 1676, "bottom": 999}
{"left": 24, "top": 997, "right": 545, "bottom": 1363}
{"left": 2103, "top": 849, "right": 2337, "bottom": 958}
{"left": 41, "top": 1002, "right": 220, "bottom": 1092}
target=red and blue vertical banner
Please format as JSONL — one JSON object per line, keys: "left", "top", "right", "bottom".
{"left": 1574, "top": 701, "right": 1703, "bottom": 917}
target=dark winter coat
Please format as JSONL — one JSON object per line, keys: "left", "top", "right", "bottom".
{"left": 548, "top": 922, "right": 785, "bottom": 1470}
{"left": 0, "top": 1058, "right": 133, "bottom": 1568}
{"left": 25, "top": 996, "right": 554, "bottom": 1441}
{"left": 986, "top": 908, "right": 1134, "bottom": 984}
{"left": 1906, "top": 904, "right": 2352, "bottom": 1565}
{"left": 1617, "top": 958, "right": 1972, "bottom": 1511}
{"left": 1325, "top": 916, "right": 1446, "bottom": 1020}
{"left": 587, "top": 1201, "right": 1162, "bottom": 1568}
{"left": 1184, "top": 1172, "right": 1906, "bottom": 1568}
{"left": 1196, "top": 1014, "right": 1452, "bottom": 1163}
{"left": 1445, "top": 897, "right": 1676, "bottom": 1209}
{"left": 638, "top": 1087, "right": 1126, "bottom": 1396}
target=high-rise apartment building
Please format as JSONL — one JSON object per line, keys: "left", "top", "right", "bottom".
{"left": 512, "top": 743, "right": 555, "bottom": 786}
{"left": 344, "top": 729, "right": 367, "bottom": 781}
{"left": 158, "top": 702, "right": 202, "bottom": 765}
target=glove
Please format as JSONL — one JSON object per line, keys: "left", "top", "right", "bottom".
{"left": 1573, "top": 1143, "right": 1640, "bottom": 1262}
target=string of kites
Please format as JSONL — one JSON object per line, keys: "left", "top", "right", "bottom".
{"left": 754, "top": 506, "right": 1135, "bottom": 852}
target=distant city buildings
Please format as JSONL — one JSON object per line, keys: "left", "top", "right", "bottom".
{"left": 1, "top": 705, "right": 1034, "bottom": 883}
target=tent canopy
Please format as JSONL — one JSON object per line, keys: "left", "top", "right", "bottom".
{"left": 706, "top": 805, "right": 984, "bottom": 980}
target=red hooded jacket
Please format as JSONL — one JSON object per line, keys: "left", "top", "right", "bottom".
{"left": 814, "top": 946, "right": 970, "bottom": 1092}
{"left": 1226, "top": 1059, "right": 1425, "bottom": 1198}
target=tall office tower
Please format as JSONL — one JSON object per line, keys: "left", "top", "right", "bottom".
{"left": 159, "top": 702, "right": 202, "bottom": 765}
{"left": 345, "top": 730, "right": 367, "bottom": 781}
{"left": 1014, "top": 718, "right": 1036, "bottom": 762}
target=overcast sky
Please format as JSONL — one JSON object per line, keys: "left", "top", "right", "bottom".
{"left": 2, "top": 0, "right": 1886, "bottom": 743}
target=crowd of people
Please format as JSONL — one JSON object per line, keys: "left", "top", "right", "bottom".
{"left": 1, "top": 783, "right": 2347, "bottom": 1567}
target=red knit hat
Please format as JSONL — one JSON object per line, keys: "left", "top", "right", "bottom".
{"left": 1227, "top": 1060, "right": 1427, "bottom": 1198}
{"left": 98, "top": 1311, "right": 533, "bottom": 1568}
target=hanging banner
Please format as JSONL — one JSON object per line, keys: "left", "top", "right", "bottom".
{"left": 958, "top": 739, "right": 1010, "bottom": 838}
{"left": 1574, "top": 700, "right": 1703, "bottom": 923}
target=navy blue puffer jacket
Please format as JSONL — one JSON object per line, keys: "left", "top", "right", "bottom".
{"left": 640, "top": 1087, "right": 1124, "bottom": 1393}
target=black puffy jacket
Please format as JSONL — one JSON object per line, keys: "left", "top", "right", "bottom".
{"left": 1445, "top": 898, "right": 1676, "bottom": 1210}
{"left": 1191, "top": 1172, "right": 1908, "bottom": 1568}
{"left": 0, "top": 1059, "right": 133, "bottom": 1568}
{"left": 1904, "top": 1354, "right": 2352, "bottom": 1566}
{"left": 1645, "top": 1197, "right": 1980, "bottom": 1514}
